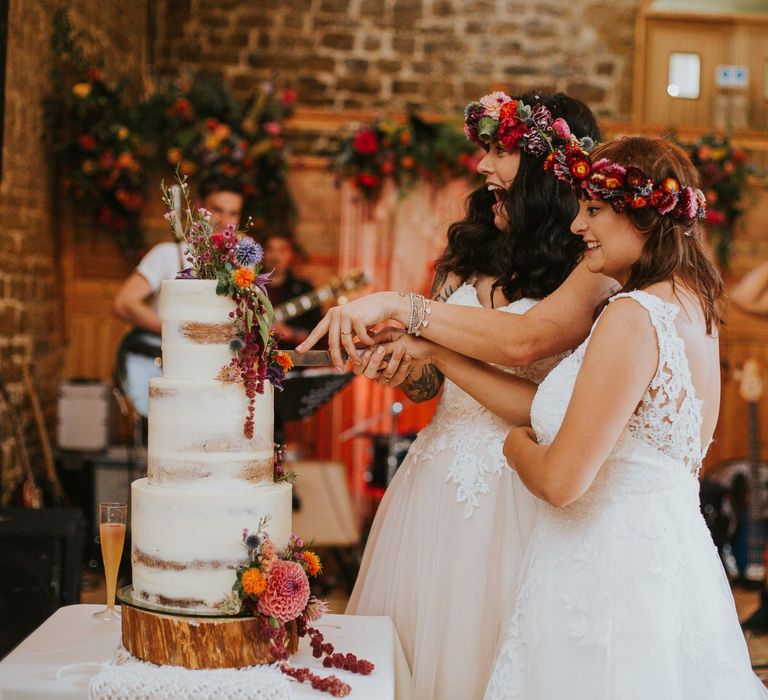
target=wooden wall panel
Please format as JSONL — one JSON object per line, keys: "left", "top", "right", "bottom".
{"left": 641, "top": 19, "right": 729, "bottom": 127}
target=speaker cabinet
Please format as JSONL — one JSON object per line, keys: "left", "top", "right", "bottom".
{"left": 0, "top": 508, "right": 84, "bottom": 658}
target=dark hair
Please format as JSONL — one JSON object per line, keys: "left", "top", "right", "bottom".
{"left": 435, "top": 92, "right": 601, "bottom": 302}
{"left": 587, "top": 136, "right": 724, "bottom": 333}
{"left": 259, "top": 230, "right": 308, "bottom": 261}
{"left": 198, "top": 174, "right": 245, "bottom": 201}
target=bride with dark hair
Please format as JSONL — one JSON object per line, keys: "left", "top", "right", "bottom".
{"left": 300, "top": 92, "right": 612, "bottom": 699}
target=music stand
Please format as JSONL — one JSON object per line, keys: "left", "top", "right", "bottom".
{"left": 275, "top": 369, "right": 355, "bottom": 423}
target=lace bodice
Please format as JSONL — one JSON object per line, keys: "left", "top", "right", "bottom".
{"left": 405, "top": 283, "right": 566, "bottom": 517}
{"left": 532, "top": 289, "right": 706, "bottom": 477}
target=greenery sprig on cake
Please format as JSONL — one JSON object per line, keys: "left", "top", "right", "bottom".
{"left": 161, "top": 174, "right": 292, "bottom": 438}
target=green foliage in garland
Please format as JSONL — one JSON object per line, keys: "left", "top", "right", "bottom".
{"left": 44, "top": 9, "right": 296, "bottom": 257}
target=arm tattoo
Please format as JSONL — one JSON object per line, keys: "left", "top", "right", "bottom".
{"left": 401, "top": 363, "right": 444, "bottom": 403}
{"left": 429, "top": 269, "right": 448, "bottom": 298}
{"left": 434, "top": 284, "right": 455, "bottom": 303}
{"left": 428, "top": 269, "right": 456, "bottom": 302}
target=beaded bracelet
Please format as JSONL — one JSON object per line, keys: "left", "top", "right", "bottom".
{"left": 406, "top": 293, "right": 432, "bottom": 336}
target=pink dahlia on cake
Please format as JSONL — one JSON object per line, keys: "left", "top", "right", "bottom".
{"left": 257, "top": 560, "right": 310, "bottom": 622}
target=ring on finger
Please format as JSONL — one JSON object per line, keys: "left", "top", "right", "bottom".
{"left": 381, "top": 375, "right": 391, "bottom": 383}
{"left": 340, "top": 330, "right": 353, "bottom": 336}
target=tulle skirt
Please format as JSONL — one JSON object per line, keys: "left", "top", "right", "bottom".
{"left": 484, "top": 465, "right": 768, "bottom": 699}
{"left": 346, "top": 437, "right": 536, "bottom": 700}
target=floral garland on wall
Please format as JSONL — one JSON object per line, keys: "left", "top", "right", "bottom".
{"left": 44, "top": 9, "right": 296, "bottom": 257}
{"left": 680, "top": 134, "right": 754, "bottom": 268}
{"left": 333, "top": 114, "right": 482, "bottom": 201}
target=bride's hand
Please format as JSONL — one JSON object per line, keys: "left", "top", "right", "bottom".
{"left": 367, "top": 327, "right": 438, "bottom": 367}
{"left": 355, "top": 343, "right": 415, "bottom": 387}
{"left": 503, "top": 427, "right": 538, "bottom": 466}
{"left": 295, "top": 292, "right": 409, "bottom": 371}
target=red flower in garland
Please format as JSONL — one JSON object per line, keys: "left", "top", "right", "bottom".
{"left": 357, "top": 172, "right": 380, "bottom": 188}
{"left": 78, "top": 134, "right": 97, "bottom": 151}
{"left": 352, "top": 129, "right": 379, "bottom": 155}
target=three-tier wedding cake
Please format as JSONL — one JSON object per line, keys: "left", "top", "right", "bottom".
{"left": 130, "top": 278, "right": 292, "bottom": 614}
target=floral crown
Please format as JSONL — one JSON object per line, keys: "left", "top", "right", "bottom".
{"left": 463, "top": 91, "right": 590, "bottom": 157}
{"left": 544, "top": 139, "right": 707, "bottom": 225}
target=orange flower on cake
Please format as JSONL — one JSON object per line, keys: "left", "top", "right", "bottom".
{"left": 233, "top": 266, "right": 255, "bottom": 289}
{"left": 298, "top": 550, "right": 322, "bottom": 577}
{"left": 241, "top": 567, "right": 267, "bottom": 596}
{"left": 275, "top": 351, "right": 294, "bottom": 373}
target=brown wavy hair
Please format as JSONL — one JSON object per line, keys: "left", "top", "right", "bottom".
{"left": 435, "top": 92, "right": 601, "bottom": 303}
{"left": 588, "top": 137, "right": 724, "bottom": 333}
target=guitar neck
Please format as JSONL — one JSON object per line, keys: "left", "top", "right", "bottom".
{"left": 749, "top": 402, "right": 761, "bottom": 468}
{"left": 273, "top": 284, "right": 344, "bottom": 323}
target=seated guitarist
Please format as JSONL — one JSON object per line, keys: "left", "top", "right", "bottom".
{"left": 261, "top": 232, "right": 324, "bottom": 350}
{"left": 113, "top": 175, "right": 245, "bottom": 333}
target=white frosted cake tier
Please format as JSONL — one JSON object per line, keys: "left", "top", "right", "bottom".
{"left": 147, "top": 377, "right": 273, "bottom": 487}
{"left": 131, "top": 478, "right": 293, "bottom": 613}
{"left": 159, "top": 279, "right": 237, "bottom": 380}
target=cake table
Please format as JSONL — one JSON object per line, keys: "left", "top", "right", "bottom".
{"left": 0, "top": 605, "right": 410, "bottom": 699}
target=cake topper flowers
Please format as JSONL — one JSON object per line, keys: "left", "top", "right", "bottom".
{"left": 463, "top": 91, "right": 586, "bottom": 156}
{"left": 234, "top": 518, "right": 374, "bottom": 696}
{"left": 544, "top": 139, "right": 707, "bottom": 225}
{"left": 161, "top": 173, "right": 292, "bottom": 438}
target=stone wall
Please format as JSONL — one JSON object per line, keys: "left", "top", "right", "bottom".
{"left": 0, "top": 1, "right": 149, "bottom": 504}
{"left": 153, "top": 0, "right": 640, "bottom": 121}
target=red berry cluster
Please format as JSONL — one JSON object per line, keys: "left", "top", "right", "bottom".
{"left": 255, "top": 615, "right": 291, "bottom": 660}
{"left": 279, "top": 663, "right": 351, "bottom": 697}
{"left": 230, "top": 292, "right": 268, "bottom": 439}
{"left": 307, "top": 626, "right": 374, "bottom": 675}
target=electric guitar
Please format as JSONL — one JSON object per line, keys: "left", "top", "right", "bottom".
{"left": 706, "top": 359, "right": 768, "bottom": 581}
{"left": 740, "top": 359, "right": 768, "bottom": 577}
{"left": 115, "top": 270, "right": 369, "bottom": 417}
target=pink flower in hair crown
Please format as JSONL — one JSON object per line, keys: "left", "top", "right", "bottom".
{"left": 479, "top": 91, "right": 511, "bottom": 118}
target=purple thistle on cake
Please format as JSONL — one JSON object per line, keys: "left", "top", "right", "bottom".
{"left": 235, "top": 237, "right": 264, "bottom": 266}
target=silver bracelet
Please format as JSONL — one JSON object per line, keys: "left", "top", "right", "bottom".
{"left": 415, "top": 296, "right": 432, "bottom": 336}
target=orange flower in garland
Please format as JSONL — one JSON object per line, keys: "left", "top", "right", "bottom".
{"left": 241, "top": 567, "right": 267, "bottom": 596}
{"left": 233, "top": 267, "right": 255, "bottom": 289}
{"left": 300, "top": 550, "right": 322, "bottom": 577}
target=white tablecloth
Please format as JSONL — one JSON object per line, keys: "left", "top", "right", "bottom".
{"left": 0, "top": 605, "right": 410, "bottom": 700}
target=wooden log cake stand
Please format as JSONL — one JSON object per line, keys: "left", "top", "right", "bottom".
{"left": 121, "top": 603, "right": 299, "bottom": 669}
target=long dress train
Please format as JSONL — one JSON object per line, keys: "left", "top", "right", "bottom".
{"left": 485, "top": 290, "right": 768, "bottom": 699}
{"left": 346, "top": 283, "right": 561, "bottom": 700}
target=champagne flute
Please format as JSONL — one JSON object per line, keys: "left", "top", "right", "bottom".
{"left": 92, "top": 502, "right": 127, "bottom": 621}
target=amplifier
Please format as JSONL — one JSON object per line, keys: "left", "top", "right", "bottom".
{"left": 0, "top": 508, "right": 84, "bottom": 657}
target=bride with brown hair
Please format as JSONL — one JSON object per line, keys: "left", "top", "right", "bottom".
{"left": 479, "top": 135, "right": 767, "bottom": 698}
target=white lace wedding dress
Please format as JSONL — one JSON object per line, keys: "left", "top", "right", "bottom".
{"left": 346, "top": 283, "right": 562, "bottom": 700}
{"left": 485, "top": 290, "right": 768, "bottom": 699}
